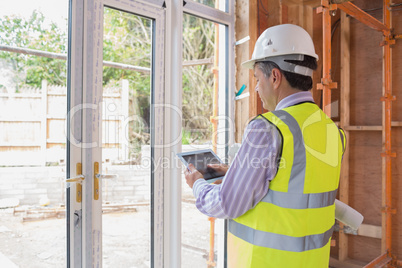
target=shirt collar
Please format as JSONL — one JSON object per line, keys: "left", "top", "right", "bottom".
{"left": 275, "top": 91, "right": 314, "bottom": 111}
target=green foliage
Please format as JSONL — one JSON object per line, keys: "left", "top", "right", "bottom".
{"left": 0, "top": 10, "right": 67, "bottom": 90}
{"left": 1, "top": 7, "right": 217, "bottom": 151}
{"left": 182, "top": 130, "right": 191, "bottom": 145}
{"left": 103, "top": 8, "right": 152, "bottom": 153}
{"left": 182, "top": 14, "right": 215, "bottom": 143}
{"left": 103, "top": 8, "right": 151, "bottom": 88}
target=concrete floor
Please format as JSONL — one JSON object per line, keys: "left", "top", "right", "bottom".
{"left": 0, "top": 204, "right": 216, "bottom": 268}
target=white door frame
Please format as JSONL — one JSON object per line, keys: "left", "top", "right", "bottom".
{"left": 67, "top": 0, "right": 84, "bottom": 266}
{"left": 67, "top": 0, "right": 165, "bottom": 267}
{"left": 181, "top": 1, "right": 236, "bottom": 268}
{"left": 67, "top": 0, "right": 235, "bottom": 267}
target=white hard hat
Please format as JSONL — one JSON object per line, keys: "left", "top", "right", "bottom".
{"left": 242, "top": 24, "right": 318, "bottom": 76}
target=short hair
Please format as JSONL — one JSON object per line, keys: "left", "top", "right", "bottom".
{"left": 254, "top": 55, "right": 318, "bottom": 91}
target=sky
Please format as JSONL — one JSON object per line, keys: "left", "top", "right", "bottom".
{"left": 0, "top": 0, "right": 69, "bottom": 32}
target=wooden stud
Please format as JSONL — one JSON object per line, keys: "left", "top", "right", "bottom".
{"left": 248, "top": 0, "right": 259, "bottom": 119}
{"left": 234, "top": 0, "right": 251, "bottom": 141}
{"left": 303, "top": 5, "right": 314, "bottom": 36}
{"left": 339, "top": 10, "right": 350, "bottom": 262}
{"left": 344, "top": 126, "right": 382, "bottom": 131}
{"left": 249, "top": 0, "right": 281, "bottom": 118}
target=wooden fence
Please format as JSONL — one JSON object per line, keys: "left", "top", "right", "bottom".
{"left": 0, "top": 80, "right": 129, "bottom": 166}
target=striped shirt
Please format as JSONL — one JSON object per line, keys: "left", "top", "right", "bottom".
{"left": 192, "top": 91, "right": 315, "bottom": 218}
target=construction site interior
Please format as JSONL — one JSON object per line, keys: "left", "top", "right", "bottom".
{"left": 234, "top": 0, "right": 401, "bottom": 267}
{"left": 0, "top": 0, "right": 401, "bottom": 267}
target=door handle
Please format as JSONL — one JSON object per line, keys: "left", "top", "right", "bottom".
{"left": 66, "top": 175, "right": 85, "bottom": 183}
{"left": 66, "top": 163, "right": 84, "bottom": 203}
{"left": 95, "top": 174, "right": 119, "bottom": 179}
{"left": 94, "top": 162, "right": 119, "bottom": 200}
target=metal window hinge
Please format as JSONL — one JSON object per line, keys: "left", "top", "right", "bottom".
{"left": 162, "top": 1, "right": 187, "bottom": 8}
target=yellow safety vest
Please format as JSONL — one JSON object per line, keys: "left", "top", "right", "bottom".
{"left": 228, "top": 102, "right": 345, "bottom": 268}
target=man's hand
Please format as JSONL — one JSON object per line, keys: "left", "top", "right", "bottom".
{"left": 184, "top": 163, "right": 204, "bottom": 188}
{"left": 207, "top": 163, "right": 229, "bottom": 175}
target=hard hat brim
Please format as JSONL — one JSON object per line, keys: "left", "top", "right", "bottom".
{"left": 242, "top": 52, "right": 319, "bottom": 70}
{"left": 241, "top": 59, "right": 256, "bottom": 69}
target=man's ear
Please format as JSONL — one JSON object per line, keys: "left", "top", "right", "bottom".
{"left": 271, "top": 68, "right": 282, "bottom": 89}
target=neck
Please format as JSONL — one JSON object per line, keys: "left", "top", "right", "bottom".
{"left": 276, "top": 86, "right": 302, "bottom": 106}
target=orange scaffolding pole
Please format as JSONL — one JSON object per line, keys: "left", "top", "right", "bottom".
{"left": 318, "top": 0, "right": 399, "bottom": 267}
{"left": 207, "top": 1, "right": 220, "bottom": 266}
{"left": 317, "top": 0, "right": 338, "bottom": 116}
{"left": 337, "top": 1, "right": 390, "bottom": 35}
{"left": 364, "top": 253, "right": 393, "bottom": 268}
{"left": 380, "top": 0, "right": 395, "bottom": 259}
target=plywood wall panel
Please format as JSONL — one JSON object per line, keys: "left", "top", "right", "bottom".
{"left": 392, "top": 8, "right": 402, "bottom": 122}
{"left": 312, "top": 9, "right": 323, "bottom": 107}
{"left": 390, "top": 4, "right": 402, "bottom": 259}
{"left": 343, "top": 0, "right": 402, "bottom": 262}
{"left": 348, "top": 236, "right": 381, "bottom": 263}
{"left": 349, "top": 9, "right": 383, "bottom": 126}
{"left": 349, "top": 132, "right": 382, "bottom": 226}
{"left": 392, "top": 129, "right": 402, "bottom": 258}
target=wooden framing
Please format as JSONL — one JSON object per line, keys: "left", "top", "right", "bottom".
{"left": 339, "top": 10, "right": 350, "bottom": 262}
{"left": 234, "top": 0, "right": 252, "bottom": 142}
{"left": 248, "top": 0, "right": 259, "bottom": 120}
{"left": 235, "top": 0, "right": 402, "bottom": 266}
{"left": 245, "top": 0, "right": 314, "bottom": 121}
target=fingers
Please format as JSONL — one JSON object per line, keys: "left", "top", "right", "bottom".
{"left": 184, "top": 163, "right": 204, "bottom": 189}
{"left": 207, "top": 164, "right": 222, "bottom": 168}
{"left": 188, "top": 163, "right": 197, "bottom": 172}
{"left": 207, "top": 163, "right": 228, "bottom": 168}
{"left": 207, "top": 164, "right": 228, "bottom": 172}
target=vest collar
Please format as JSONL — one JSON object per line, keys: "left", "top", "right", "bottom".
{"left": 275, "top": 91, "right": 314, "bottom": 111}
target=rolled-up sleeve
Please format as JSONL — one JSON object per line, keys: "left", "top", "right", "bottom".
{"left": 193, "top": 118, "right": 282, "bottom": 219}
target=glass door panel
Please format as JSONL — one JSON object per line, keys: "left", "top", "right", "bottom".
{"left": 102, "top": 7, "right": 152, "bottom": 267}
{"left": 0, "top": 1, "right": 68, "bottom": 267}
{"left": 190, "top": 0, "right": 218, "bottom": 8}
{"left": 181, "top": 13, "right": 226, "bottom": 267}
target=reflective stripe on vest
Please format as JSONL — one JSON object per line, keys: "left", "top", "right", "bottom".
{"left": 261, "top": 188, "right": 338, "bottom": 209}
{"left": 271, "top": 110, "right": 306, "bottom": 193}
{"left": 229, "top": 220, "right": 334, "bottom": 252}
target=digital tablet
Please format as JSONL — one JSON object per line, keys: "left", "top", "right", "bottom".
{"left": 177, "top": 149, "right": 225, "bottom": 183}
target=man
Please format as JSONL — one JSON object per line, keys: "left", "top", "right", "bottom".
{"left": 185, "top": 24, "right": 345, "bottom": 267}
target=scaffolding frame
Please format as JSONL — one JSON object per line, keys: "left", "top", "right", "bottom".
{"left": 317, "top": 0, "right": 399, "bottom": 266}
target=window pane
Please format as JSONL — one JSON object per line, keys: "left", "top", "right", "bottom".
{"left": 182, "top": 13, "right": 225, "bottom": 267}
{"left": 102, "top": 7, "right": 152, "bottom": 267}
{"left": 190, "top": 0, "right": 218, "bottom": 9}
{"left": 0, "top": 1, "right": 68, "bottom": 267}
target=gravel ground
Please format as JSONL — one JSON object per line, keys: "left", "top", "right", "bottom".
{"left": 0, "top": 204, "right": 217, "bottom": 268}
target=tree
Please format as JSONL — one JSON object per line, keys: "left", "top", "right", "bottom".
{"left": 0, "top": 10, "right": 67, "bottom": 90}
{"left": 0, "top": 7, "right": 216, "bottom": 151}
{"left": 102, "top": 8, "right": 217, "bottom": 147}
{"left": 103, "top": 8, "right": 153, "bottom": 157}
{"left": 182, "top": 13, "right": 215, "bottom": 143}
